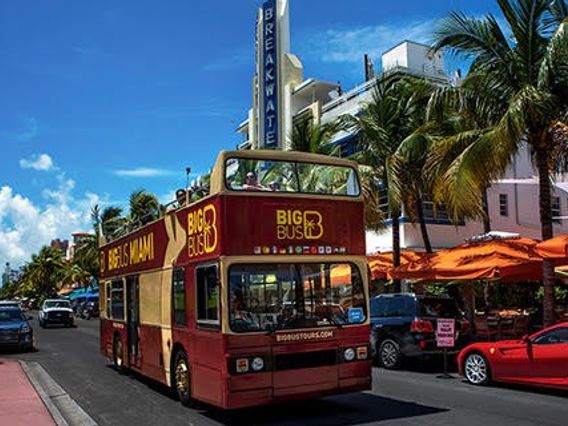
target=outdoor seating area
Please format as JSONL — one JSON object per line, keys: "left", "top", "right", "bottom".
{"left": 367, "top": 233, "right": 568, "bottom": 341}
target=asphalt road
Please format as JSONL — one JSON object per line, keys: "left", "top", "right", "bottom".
{"left": 2, "top": 317, "right": 568, "bottom": 426}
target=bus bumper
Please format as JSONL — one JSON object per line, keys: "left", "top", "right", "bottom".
{"left": 224, "top": 360, "right": 372, "bottom": 410}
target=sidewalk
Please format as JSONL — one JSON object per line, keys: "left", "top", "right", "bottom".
{"left": 0, "top": 359, "right": 55, "bottom": 426}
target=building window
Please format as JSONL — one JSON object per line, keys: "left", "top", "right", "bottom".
{"left": 552, "top": 196, "right": 561, "bottom": 223}
{"left": 196, "top": 264, "right": 219, "bottom": 326}
{"left": 499, "top": 194, "right": 508, "bottom": 217}
{"left": 110, "top": 280, "right": 125, "bottom": 320}
{"left": 173, "top": 268, "right": 186, "bottom": 327}
{"left": 422, "top": 200, "right": 449, "bottom": 221}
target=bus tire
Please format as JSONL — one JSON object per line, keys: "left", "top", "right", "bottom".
{"left": 173, "top": 350, "right": 195, "bottom": 407}
{"left": 113, "top": 334, "right": 126, "bottom": 374}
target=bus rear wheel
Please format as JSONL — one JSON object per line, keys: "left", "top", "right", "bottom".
{"left": 173, "top": 350, "right": 195, "bottom": 407}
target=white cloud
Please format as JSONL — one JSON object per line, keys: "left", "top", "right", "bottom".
{"left": 299, "top": 19, "right": 438, "bottom": 65}
{"left": 19, "top": 153, "right": 57, "bottom": 171}
{"left": 0, "top": 178, "right": 104, "bottom": 267}
{"left": 114, "top": 167, "right": 176, "bottom": 178}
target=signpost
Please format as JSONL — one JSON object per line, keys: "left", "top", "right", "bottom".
{"left": 436, "top": 318, "right": 455, "bottom": 378}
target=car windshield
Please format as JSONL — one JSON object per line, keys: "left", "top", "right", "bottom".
{"left": 225, "top": 158, "right": 360, "bottom": 196}
{"left": 44, "top": 301, "right": 71, "bottom": 309}
{"left": 0, "top": 309, "right": 24, "bottom": 322}
{"left": 229, "top": 263, "right": 366, "bottom": 333}
{"left": 418, "top": 298, "right": 460, "bottom": 317}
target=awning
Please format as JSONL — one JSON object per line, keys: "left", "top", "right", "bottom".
{"left": 367, "top": 250, "right": 425, "bottom": 281}
{"left": 391, "top": 238, "right": 542, "bottom": 282}
{"left": 535, "top": 234, "right": 568, "bottom": 260}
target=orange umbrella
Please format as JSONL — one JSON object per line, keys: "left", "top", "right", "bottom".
{"left": 367, "top": 250, "right": 425, "bottom": 281}
{"left": 391, "top": 237, "right": 542, "bottom": 282}
{"left": 535, "top": 234, "right": 568, "bottom": 260}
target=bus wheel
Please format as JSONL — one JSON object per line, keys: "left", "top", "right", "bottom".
{"left": 113, "top": 335, "right": 125, "bottom": 374}
{"left": 173, "top": 351, "right": 194, "bottom": 407}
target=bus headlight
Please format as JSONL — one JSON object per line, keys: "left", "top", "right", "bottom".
{"left": 251, "top": 357, "right": 264, "bottom": 372}
{"left": 344, "top": 348, "right": 355, "bottom": 362}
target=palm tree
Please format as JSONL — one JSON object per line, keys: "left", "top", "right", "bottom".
{"left": 388, "top": 78, "right": 437, "bottom": 253}
{"left": 73, "top": 234, "right": 100, "bottom": 278}
{"left": 343, "top": 79, "right": 428, "bottom": 289}
{"left": 289, "top": 116, "right": 341, "bottom": 155}
{"left": 91, "top": 204, "right": 125, "bottom": 241}
{"left": 24, "top": 245, "right": 67, "bottom": 299}
{"left": 129, "top": 189, "right": 160, "bottom": 227}
{"left": 431, "top": 0, "right": 568, "bottom": 325}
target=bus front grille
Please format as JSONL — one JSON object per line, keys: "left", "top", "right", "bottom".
{"left": 274, "top": 350, "right": 337, "bottom": 371}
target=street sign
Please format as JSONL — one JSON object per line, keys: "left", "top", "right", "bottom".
{"left": 436, "top": 318, "right": 455, "bottom": 348}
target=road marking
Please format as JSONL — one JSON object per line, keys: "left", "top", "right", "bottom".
{"left": 20, "top": 361, "right": 98, "bottom": 426}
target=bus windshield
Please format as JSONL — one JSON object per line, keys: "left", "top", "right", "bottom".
{"left": 229, "top": 263, "right": 366, "bottom": 333}
{"left": 225, "top": 157, "right": 360, "bottom": 196}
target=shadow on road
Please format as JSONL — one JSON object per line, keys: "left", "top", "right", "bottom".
{"left": 202, "top": 393, "right": 448, "bottom": 426}
{"left": 110, "top": 365, "right": 447, "bottom": 426}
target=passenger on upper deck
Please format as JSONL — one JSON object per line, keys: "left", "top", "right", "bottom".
{"left": 242, "top": 172, "right": 266, "bottom": 191}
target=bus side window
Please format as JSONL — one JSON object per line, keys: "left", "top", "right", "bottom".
{"left": 110, "top": 280, "right": 125, "bottom": 320}
{"left": 173, "top": 268, "right": 186, "bottom": 327}
{"left": 196, "top": 264, "right": 219, "bottom": 328}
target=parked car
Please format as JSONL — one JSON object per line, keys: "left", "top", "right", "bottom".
{"left": 0, "top": 300, "right": 22, "bottom": 309}
{"left": 0, "top": 306, "right": 34, "bottom": 351}
{"left": 370, "top": 293, "right": 471, "bottom": 369}
{"left": 458, "top": 321, "right": 568, "bottom": 389}
{"left": 38, "top": 299, "right": 74, "bottom": 328}
{"left": 80, "top": 300, "right": 99, "bottom": 320}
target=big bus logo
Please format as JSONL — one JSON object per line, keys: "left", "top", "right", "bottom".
{"left": 188, "top": 204, "right": 218, "bottom": 257}
{"left": 276, "top": 209, "right": 324, "bottom": 240}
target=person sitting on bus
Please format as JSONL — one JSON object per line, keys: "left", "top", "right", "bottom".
{"left": 242, "top": 172, "right": 266, "bottom": 191}
{"left": 268, "top": 181, "right": 281, "bottom": 192}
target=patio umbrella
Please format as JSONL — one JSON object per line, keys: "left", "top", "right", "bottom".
{"left": 367, "top": 250, "right": 425, "bottom": 281}
{"left": 391, "top": 237, "right": 542, "bottom": 282}
{"left": 535, "top": 234, "right": 568, "bottom": 260}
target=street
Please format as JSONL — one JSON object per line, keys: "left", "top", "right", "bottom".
{"left": 0, "top": 317, "right": 567, "bottom": 426}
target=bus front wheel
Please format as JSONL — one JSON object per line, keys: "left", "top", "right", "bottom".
{"left": 173, "top": 350, "right": 195, "bottom": 407}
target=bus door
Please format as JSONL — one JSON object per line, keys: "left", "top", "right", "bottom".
{"left": 126, "top": 275, "right": 141, "bottom": 368}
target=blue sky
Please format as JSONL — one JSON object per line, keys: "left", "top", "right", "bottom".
{"left": 0, "top": 0, "right": 499, "bottom": 266}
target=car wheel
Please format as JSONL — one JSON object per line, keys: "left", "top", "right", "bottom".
{"left": 173, "top": 350, "right": 195, "bottom": 407}
{"left": 113, "top": 335, "right": 126, "bottom": 374}
{"left": 464, "top": 352, "right": 490, "bottom": 386}
{"left": 379, "top": 338, "right": 402, "bottom": 369}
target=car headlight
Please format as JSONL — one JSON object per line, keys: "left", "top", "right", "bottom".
{"left": 344, "top": 348, "right": 356, "bottom": 362}
{"left": 21, "top": 325, "right": 31, "bottom": 334}
{"left": 251, "top": 357, "right": 264, "bottom": 372}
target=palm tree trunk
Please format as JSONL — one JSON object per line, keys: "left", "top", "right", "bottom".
{"left": 415, "top": 196, "right": 432, "bottom": 253}
{"left": 391, "top": 212, "right": 401, "bottom": 293}
{"left": 536, "top": 147, "right": 556, "bottom": 327}
{"left": 482, "top": 188, "right": 491, "bottom": 234}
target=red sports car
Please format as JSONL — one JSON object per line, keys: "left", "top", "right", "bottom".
{"left": 458, "top": 322, "right": 568, "bottom": 389}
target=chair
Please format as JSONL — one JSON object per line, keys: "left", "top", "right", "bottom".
{"left": 474, "top": 316, "right": 499, "bottom": 341}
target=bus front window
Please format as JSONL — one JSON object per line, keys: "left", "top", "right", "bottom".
{"left": 229, "top": 263, "right": 366, "bottom": 333}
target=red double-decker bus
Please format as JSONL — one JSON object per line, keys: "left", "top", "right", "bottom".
{"left": 99, "top": 150, "right": 371, "bottom": 409}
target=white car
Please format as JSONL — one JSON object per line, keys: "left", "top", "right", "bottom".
{"left": 39, "top": 299, "right": 74, "bottom": 328}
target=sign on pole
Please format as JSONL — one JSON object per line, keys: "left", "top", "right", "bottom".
{"left": 436, "top": 318, "right": 455, "bottom": 348}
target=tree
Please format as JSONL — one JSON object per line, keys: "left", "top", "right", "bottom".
{"left": 289, "top": 116, "right": 341, "bottom": 154}
{"left": 388, "top": 78, "right": 437, "bottom": 253}
{"left": 128, "top": 189, "right": 160, "bottom": 228}
{"left": 343, "top": 79, "right": 429, "bottom": 289}
{"left": 91, "top": 205, "right": 125, "bottom": 241}
{"left": 24, "top": 246, "right": 66, "bottom": 300}
{"left": 431, "top": 0, "right": 568, "bottom": 325}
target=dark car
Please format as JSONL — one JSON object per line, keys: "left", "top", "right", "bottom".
{"left": 370, "top": 293, "right": 471, "bottom": 369}
{"left": 0, "top": 306, "right": 34, "bottom": 352}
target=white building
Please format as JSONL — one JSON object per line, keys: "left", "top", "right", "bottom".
{"left": 238, "top": 1, "right": 568, "bottom": 252}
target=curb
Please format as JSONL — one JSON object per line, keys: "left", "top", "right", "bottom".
{"left": 20, "top": 361, "right": 98, "bottom": 426}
